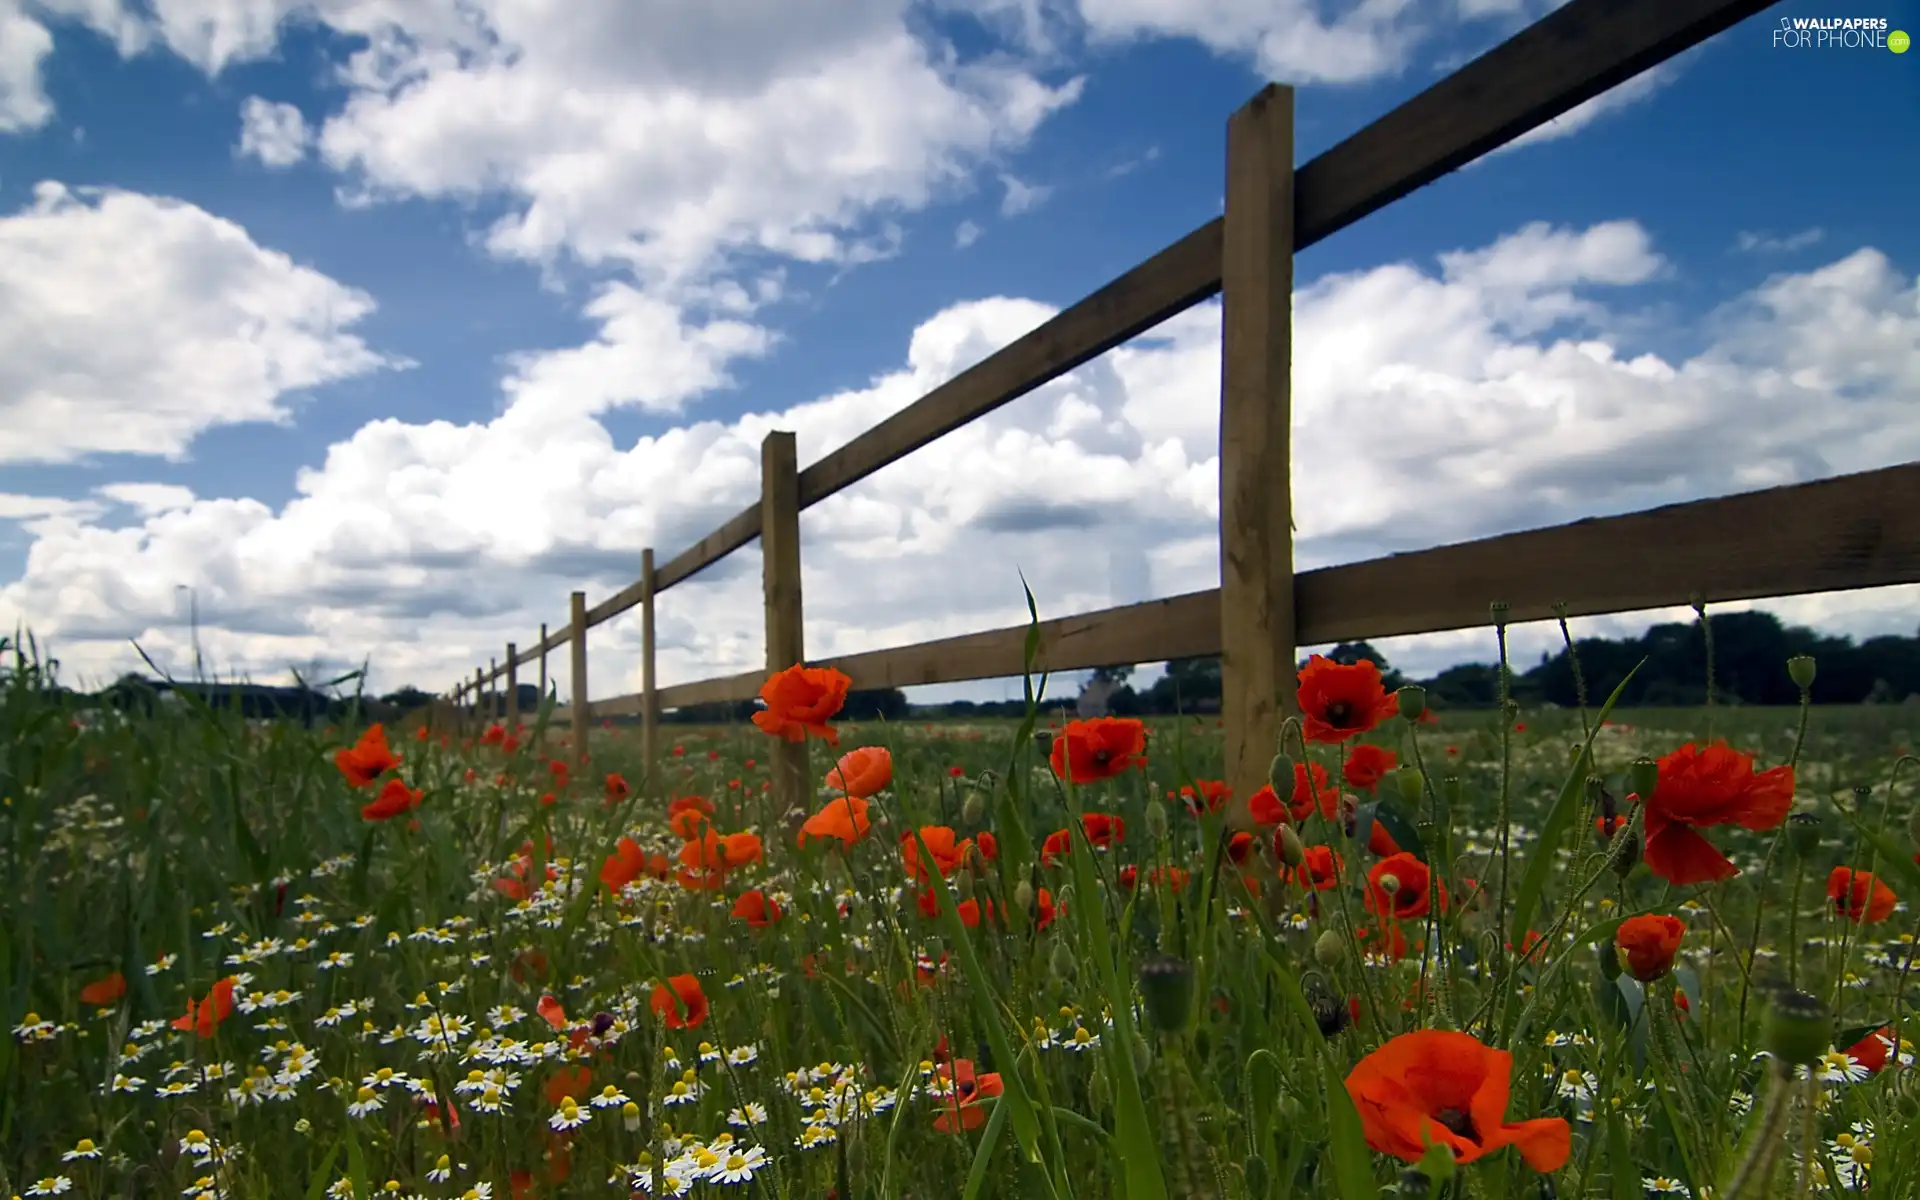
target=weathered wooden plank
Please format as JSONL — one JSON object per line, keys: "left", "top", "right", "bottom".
{"left": 572, "top": 464, "right": 1919, "bottom": 710}
{"left": 1219, "top": 83, "right": 1298, "bottom": 817}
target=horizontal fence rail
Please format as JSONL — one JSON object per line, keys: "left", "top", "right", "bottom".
{"left": 541, "top": 463, "right": 1920, "bottom": 717}
{"left": 433, "top": 0, "right": 1914, "bottom": 813}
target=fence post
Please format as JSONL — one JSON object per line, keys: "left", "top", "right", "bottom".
{"left": 473, "top": 667, "right": 485, "bottom": 735}
{"left": 537, "top": 622, "right": 549, "bottom": 750}
{"left": 761, "top": 431, "right": 806, "bottom": 813}
{"left": 488, "top": 657, "right": 497, "bottom": 722}
{"left": 505, "top": 644, "right": 518, "bottom": 728}
{"left": 570, "top": 591, "right": 589, "bottom": 761}
{"left": 1218, "top": 84, "right": 1298, "bottom": 822}
{"left": 640, "top": 547, "right": 659, "bottom": 788}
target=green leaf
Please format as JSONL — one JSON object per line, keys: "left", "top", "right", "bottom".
{"left": 304, "top": 1140, "right": 345, "bottom": 1200}
{"left": 1056, "top": 778, "right": 1170, "bottom": 1200}
{"left": 1368, "top": 798, "right": 1425, "bottom": 861}
{"left": 908, "top": 828, "right": 1049, "bottom": 1175}
{"left": 1832, "top": 797, "right": 1920, "bottom": 896}
{"left": 962, "top": 1095, "right": 1012, "bottom": 1200}
{"left": 1507, "top": 660, "right": 1644, "bottom": 955}
{"left": 1319, "top": 1048, "right": 1380, "bottom": 1200}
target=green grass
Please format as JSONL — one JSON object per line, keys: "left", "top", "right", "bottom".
{"left": 2, "top": 631, "right": 1917, "bottom": 1199}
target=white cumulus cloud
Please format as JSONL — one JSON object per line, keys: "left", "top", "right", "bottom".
{"left": 1, "top": 220, "right": 1915, "bottom": 699}
{"left": 0, "top": 183, "right": 403, "bottom": 466}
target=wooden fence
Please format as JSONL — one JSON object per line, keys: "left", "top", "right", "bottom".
{"left": 443, "top": 0, "right": 1920, "bottom": 815}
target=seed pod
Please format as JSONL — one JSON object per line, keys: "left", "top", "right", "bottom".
{"left": 1787, "top": 655, "right": 1816, "bottom": 692}
{"left": 1787, "top": 811, "right": 1823, "bottom": 858}
{"left": 1396, "top": 685, "right": 1427, "bottom": 722}
{"left": 1314, "top": 929, "right": 1346, "bottom": 969}
{"left": 1629, "top": 757, "right": 1660, "bottom": 806}
{"left": 1394, "top": 767, "right": 1424, "bottom": 806}
{"left": 1137, "top": 955, "right": 1195, "bottom": 1033}
{"left": 1762, "top": 989, "right": 1831, "bottom": 1069}
{"left": 1013, "top": 880, "right": 1036, "bottom": 913}
{"left": 1050, "top": 940, "right": 1077, "bottom": 982}
{"left": 1144, "top": 799, "right": 1170, "bottom": 840}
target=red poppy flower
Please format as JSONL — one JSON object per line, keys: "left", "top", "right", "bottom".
{"left": 1296, "top": 657, "right": 1400, "bottom": 745}
{"left": 649, "top": 974, "right": 708, "bottom": 1029}
{"left": 79, "top": 971, "right": 127, "bottom": 1006}
{"left": 171, "top": 977, "right": 237, "bottom": 1039}
{"left": 360, "top": 777, "right": 423, "bottom": 822}
{"left": 334, "top": 724, "right": 399, "bottom": 788}
{"left": 1289, "top": 761, "right": 1338, "bottom": 821}
{"left": 751, "top": 664, "right": 852, "bottom": 745}
{"left": 826, "top": 746, "right": 892, "bottom": 798}
{"left": 932, "top": 1059, "right": 1003, "bottom": 1133}
{"left": 1179, "top": 779, "right": 1230, "bottom": 815}
{"left": 1844, "top": 1026, "right": 1896, "bottom": 1073}
{"left": 1642, "top": 741, "right": 1794, "bottom": 885}
{"left": 1048, "top": 717, "right": 1147, "bottom": 784}
{"left": 1828, "top": 867, "right": 1898, "bottom": 924}
{"left": 797, "top": 794, "right": 872, "bottom": 848}
{"left": 604, "top": 773, "right": 630, "bottom": 805}
{"left": 901, "top": 826, "right": 972, "bottom": 882}
{"left": 1365, "top": 853, "right": 1445, "bottom": 921}
{"left": 1367, "top": 820, "right": 1402, "bottom": 857}
{"left": 1344, "top": 743, "right": 1398, "bottom": 790}
{"left": 732, "top": 889, "right": 783, "bottom": 927}
{"left": 1288, "top": 845, "right": 1343, "bottom": 891}
{"left": 1247, "top": 784, "right": 1287, "bottom": 826}
{"left": 1345, "top": 1030, "right": 1571, "bottom": 1171}
{"left": 1614, "top": 913, "right": 1685, "bottom": 982}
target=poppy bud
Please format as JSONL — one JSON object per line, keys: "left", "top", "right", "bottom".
{"left": 1394, "top": 767, "right": 1424, "bottom": 807}
{"left": 1897, "top": 1090, "right": 1920, "bottom": 1121}
{"left": 1274, "top": 824, "right": 1306, "bottom": 868}
{"left": 1396, "top": 686, "right": 1427, "bottom": 723}
{"left": 1130, "top": 1031, "right": 1153, "bottom": 1077}
{"left": 953, "top": 870, "right": 974, "bottom": 901}
{"left": 1787, "top": 811, "right": 1823, "bottom": 858}
{"left": 960, "top": 790, "right": 986, "bottom": 826}
{"left": 1762, "top": 989, "right": 1830, "bottom": 1069}
{"left": 1144, "top": 799, "right": 1170, "bottom": 840}
{"left": 1050, "top": 940, "right": 1077, "bottom": 981}
{"left": 1610, "top": 831, "right": 1640, "bottom": 880}
{"left": 1137, "top": 955, "right": 1194, "bottom": 1033}
{"left": 1313, "top": 930, "right": 1345, "bottom": 969}
{"left": 1013, "top": 880, "right": 1036, "bottom": 913}
{"left": 1244, "top": 1154, "right": 1270, "bottom": 1197}
{"left": 1310, "top": 990, "right": 1351, "bottom": 1039}
{"left": 1908, "top": 807, "right": 1920, "bottom": 851}
{"left": 1267, "top": 753, "right": 1293, "bottom": 792}
{"left": 1629, "top": 757, "right": 1659, "bottom": 806}
{"left": 1787, "top": 655, "right": 1816, "bottom": 692}
{"left": 847, "top": 1136, "right": 868, "bottom": 1177}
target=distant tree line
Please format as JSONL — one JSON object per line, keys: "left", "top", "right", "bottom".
{"left": 66, "top": 609, "right": 1914, "bottom": 728}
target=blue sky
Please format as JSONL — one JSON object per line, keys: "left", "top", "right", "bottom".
{"left": 1, "top": 0, "right": 1916, "bottom": 702}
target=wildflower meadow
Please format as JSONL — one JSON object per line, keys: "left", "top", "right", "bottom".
{"left": 3, "top": 613, "right": 1917, "bottom": 1200}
